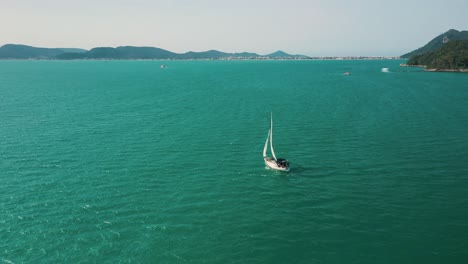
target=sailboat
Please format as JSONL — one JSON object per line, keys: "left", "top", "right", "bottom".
{"left": 263, "top": 113, "right": 290, "bottom": 172}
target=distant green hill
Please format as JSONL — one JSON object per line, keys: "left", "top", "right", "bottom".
{"left": 84, "top": 46, "right": 178, "bottom": 59}
{"left": 0, "top": 43, "right": 308, "bottom": 60}
{"left": 401, "top": 29, "right": 468, "bottom": 58}
{"left": 58, "top": 48, "right": 87, "bottom": 53}
{"left": 231, "top": 52, "right": 260, "bottom": 58}
{"left": 407, "top": 40, "right": 468, "bottom": 70}
{"left": 71, "top": 48, "right": 239, "bottom": 60}
{"left": 177, "top": 50, "right": 230, "bottom": 59}
{"left": 56, "top": 52, "right": 87, "bottom": 60}
{"left": 268, "top": 50, "right": 290, "bottom": 57}
{"left": 58, "top": 48, "right": 305, "bottom": 60}
{"left": 0, "top": 44, "right": 76, "bottom": 59}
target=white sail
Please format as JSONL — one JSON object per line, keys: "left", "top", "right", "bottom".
{"left": 263, "top": 129, "right": 270, "bottom": 158}
{"left": 263, "top": 113, "right": 289, "bottom": 172}
{"left": 270, "top": 113, "right": 277, "bottom": 161}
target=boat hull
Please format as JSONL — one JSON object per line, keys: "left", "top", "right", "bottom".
{"left": 264, "top": 157, "right": 290, "bottom": 172}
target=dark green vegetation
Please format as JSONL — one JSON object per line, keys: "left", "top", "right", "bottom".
{"left": 402, "top": 29, "right": 468, "bottom": 71}
{"left": 0, "top": 44, "right": 308, "bottom": 60}
{"left": 401, "top": 29, "right": 468, "bottom": 58}
{"left": 0, "top": 44, "right": 86, "bottom": 59}
{"left": 407, "top": 40, "right": 468, "bottom": 70}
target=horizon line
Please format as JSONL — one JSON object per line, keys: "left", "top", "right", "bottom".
{"left": 0, "top": 43, "right": 404, "bottom": 58}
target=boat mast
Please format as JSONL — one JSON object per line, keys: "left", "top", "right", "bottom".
{"left": 270, "top": 113, "right": 278, "bottom": 161}
{"left": 263, "top": 129, "right": 270, "bottom": 158}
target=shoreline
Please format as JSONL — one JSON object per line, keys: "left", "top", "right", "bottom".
{"left": 400, "top": 63, "right": 468, "bottom": 73}
{"left": 425, "top": 68, "right": 468, "bottom": 73}
{"left": 0, "top": 57, "right": 403, "bottom": 61}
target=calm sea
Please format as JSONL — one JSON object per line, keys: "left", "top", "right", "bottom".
{"left": 1, "top": 60, "right": 468, "bottom": 263}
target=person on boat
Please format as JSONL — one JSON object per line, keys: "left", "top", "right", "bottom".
{"left": 276, "top": 158, "right": 289, "bottom": 168}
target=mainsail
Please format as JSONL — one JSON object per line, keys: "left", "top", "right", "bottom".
{"left": 269, "top": 113, "right": 277, "bottom": 161}
{"left": 263, "top": 113, "right": 290, "bottom": 172}
{"left": 263, "top": 129, "right": 270, "bottom": 158}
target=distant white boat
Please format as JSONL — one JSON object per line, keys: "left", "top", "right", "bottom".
{"left": 263, "top": 113, "right": 290, "bottom": 172}
{"left": 381, "top": 68, "right": 389, "bottom": 73}
{"left": 343, "top": 72, "right": 351, "bottom": 75}
{"left": 160, "top": 65, "right": 167, "bottom": 68}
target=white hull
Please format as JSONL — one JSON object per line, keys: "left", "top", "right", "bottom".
{"left": 264, "top": 157, "right": 290, "bottom": 172}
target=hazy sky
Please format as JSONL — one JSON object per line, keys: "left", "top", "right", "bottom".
{"left": 1, "top": 0, "right": 467, "bottom": 56}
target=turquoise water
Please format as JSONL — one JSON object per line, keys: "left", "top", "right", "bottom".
{"left": 1, "top": 60, "right": 468, "bottom": 263}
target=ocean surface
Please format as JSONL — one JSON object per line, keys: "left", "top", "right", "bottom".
{"left": 1, "top": 60, "right": 468, "bottom": 263}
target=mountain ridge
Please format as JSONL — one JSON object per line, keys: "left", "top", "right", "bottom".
{"left": 401, "top": 29, "right": 468, "bottom": 58}
{"left": 406, "top": 40, "right": 468, "bottom": 71}
{"left": 0, "top": 44, "right": 309, "bottom": 60}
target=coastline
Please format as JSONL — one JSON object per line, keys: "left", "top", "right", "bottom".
{"left": 0, "top": 57, "right": 403, "bottom": 62}
{"left": 425, "top": 68, "right": 468, "bottom": 73}
{"left": 0, "top": 57, "right": 402, "bottom": 61}
{"left": 400, "top": 63, "right": 468, "bottom": 73}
